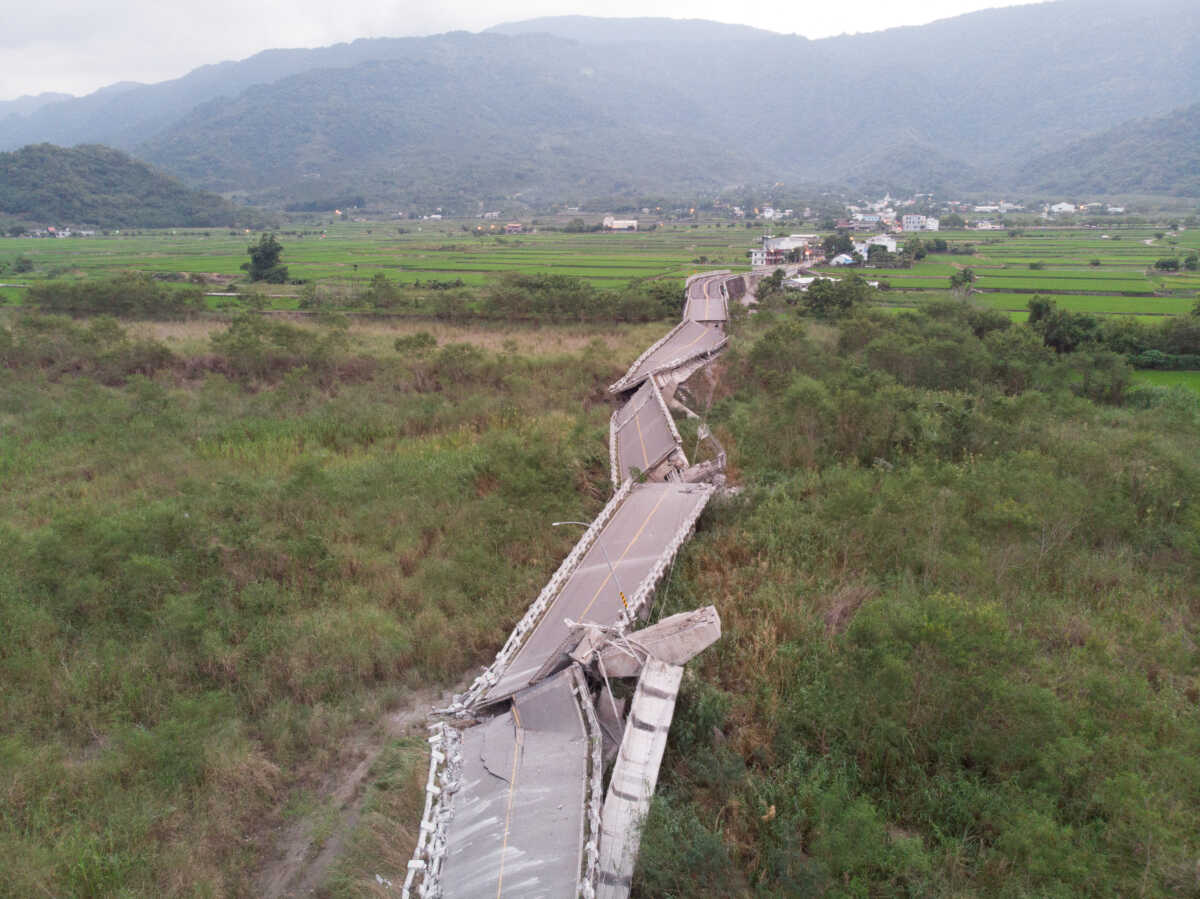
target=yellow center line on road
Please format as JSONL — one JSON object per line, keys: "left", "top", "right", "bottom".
{"left": 678, "top": 323, "right": 710, "bottom": 350}
{"left": 495, "top": 703, "right": 524, "bottom": 898}
{"left": 635, "top": 408, "right": 649, "bottom": 468}
{"left": 578, "top": 488, "right": 671, "bottom": 620}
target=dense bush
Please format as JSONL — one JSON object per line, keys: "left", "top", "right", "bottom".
{"left": 0, "top": 318, "right": 619, "bottom": 894}
{"left": 482, "top": 273, "right": 678, "bottom": 322}
{"left": 208, "top": 313, "right": 350, "bottom": 382}
{"left": 0, "top": 313, "right": 174, "bottom": 384}
{"left": 25, "top": 272, "right": 204, "bottom": 318}
{"left": 637, "top": 307, "right": 1200, "bottom": 896}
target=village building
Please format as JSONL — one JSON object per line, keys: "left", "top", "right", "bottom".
{"left": 853, "top": 234, "right": 898, "bottom": 258}
{"left": 602, "top": 215, "right": 638, "bottom": 231}
{"left": 901, "top": 214, "right": 940, "bottom": 232}
{"left": 750, "top": 233, "right": 819, "bottom": 267}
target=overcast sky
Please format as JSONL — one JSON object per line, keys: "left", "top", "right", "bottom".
{"left": 1, "top": 0, "right": 1038, "bottom": 101}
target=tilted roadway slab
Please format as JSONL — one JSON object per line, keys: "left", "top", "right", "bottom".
{"left": 610, "top": 378, "right": 683, "bottom": 485}
{"left": 441, "top": 668, "right": 600, "bottom": 899}
{"left": 608, "top": 319, "right": 728, "bottom": 394}
{"left": 683, "top": 273, "right": 730, "bottom": 323}
{"left": 481, "top": 481, "right": 714, "bottom": 706}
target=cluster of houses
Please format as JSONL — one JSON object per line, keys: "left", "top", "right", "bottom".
{"left": 1044, "top": 201, "right": 1125, "bottom": 217}
{"left": 750, "top": 231, "right": 904, "bottom": 269}
{"left": 835, "top": 210, "right": 940, "bottom": 232}
{"left": 17, "top": 226, "right": 97, "bottom": 238}
{"left": 750, "top": 231, "right": 905, "bottom": 268}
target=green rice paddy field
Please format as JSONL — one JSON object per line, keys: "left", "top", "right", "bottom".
{"left": 2, "top": 222, "right": 1198, "bottom": 321}
{"left": 832, "top": 226, "right": 1200, "bottom": 318}
{"left": 0, "top": 221, "right": 753, "bottom": 296}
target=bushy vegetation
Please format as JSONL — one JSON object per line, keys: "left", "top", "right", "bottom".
{"left": 0, "top": 310, "right": 622, "bottom": 894}
{"left": 24, "top": 272, "right": 205, "bottom": 318}
{"left": 1027, "top": 294, "right": 1200, "bottom": 366}
{"left": 635, "top": 302, "right": 1200, "bottom": 896}
{"left": 3, "top": 284, "right": 1199, "bottom": 895}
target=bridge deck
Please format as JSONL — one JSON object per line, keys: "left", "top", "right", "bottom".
{"left": 609, "top": 319, "right": 727, "bottom": 394}
{"left": 481, "top": 481, "right": 712, "bottom": 705}
{"left": 683, "top": 273, "right": 730, "bottom": 323}
{"left": 610, "top": 378, "right": 682, "bottom": 485}
{"left": 441, "top": 668, "right": 598, "bottom": 898}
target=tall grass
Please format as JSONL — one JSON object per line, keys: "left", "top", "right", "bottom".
{"left": 0, "top": 311, "right": 625, "bottom": 894}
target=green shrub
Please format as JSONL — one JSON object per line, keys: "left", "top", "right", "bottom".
{"left": 25, "top": 272, "right": 203, "bottom": 318}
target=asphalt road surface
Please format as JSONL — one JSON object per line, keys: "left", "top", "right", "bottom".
{"left": 610, "top": 319, "right": 727, "bottom": 393}
{"left": 611, "top": 379, "right": 680, "bottom": 483}
{"left": 683, "top": 273, "right": 729, "bottom": 322}
{"left": 440, "top": 669, "right": 594, "bottom": 898}
{"left": 483, "top": 481, "right": 713, "bottom": 703}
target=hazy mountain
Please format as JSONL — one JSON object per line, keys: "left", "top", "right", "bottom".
{"left": 1014, "top": 102, "right": 1200, "bottom": 197}
{"left": 0, "top": 92, "right": 73, "bottom": 120}
{"left": 0, "top": 38, "right": 468, "bottom": 153}
{"left": 5, "top": 0, "right": 1200, "bottom": 205}
{"left": 0, "top": 144, "right": 241, "bottom": 227}
{"left": 137, "top": 33, "right": 766, "bottom": 206}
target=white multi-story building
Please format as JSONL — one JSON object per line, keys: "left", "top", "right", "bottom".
{"left": 901, "top": 214, "right": 940, "bottom": 232}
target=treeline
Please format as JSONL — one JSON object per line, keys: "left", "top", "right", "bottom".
{"left": 302, "top": 272, "right": 682, "bottom": 323}
{"left": 25, "top": 273, "right": 204, "bottom": 318}
{"left": 1025, "top": 295, "right": 1200, "bottom": 366}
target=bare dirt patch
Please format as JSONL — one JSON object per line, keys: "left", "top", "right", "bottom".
{"left": 256, "top": 685, "right": 457, "bottom": 898}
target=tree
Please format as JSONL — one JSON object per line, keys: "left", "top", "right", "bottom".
{"left": 755, "top": 268, "right": 787, "bottom": 307}
{"left": 364, "top": 272, "right": 402, "bottom": 309}
{"left": 821, "top": 232, "right": 853, "bottom": 258}
{"left": 941, "top": 213, "right": 966, "bottom": 228}
{"left": 1027, "top": 296, "right": 1098, "bottom": 353}
{"left": 12, "top": 255, "right": 33, "bottom": 274}
{"left": 241, "top": 233, "right": 289, "bottom": 283}
{"left": 949, "top": 268, "right": 976, "bottom": 293}
{"left": 903, "top": 237, "right": 926, "bottom": 261}
{"left": 802, "top": 274, "right": 872, "bottom": 319}
{"left": 1154, "top": 257, "right": 1180, "bottom": 271}
{"left": 1184, "top": 253, "right": 1198, "bottom": 271}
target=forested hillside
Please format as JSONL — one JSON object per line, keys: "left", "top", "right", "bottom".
{"left": 1016, "top": 102, "right": 1200, "bottom": 197}
{"left": 5, "top": 0, "right": 1200, "bottom": 207}
{"left": 0, "top": 144, "right": 241, "bottom": 228}
{"left": 139, "top": 35, "right": 757, "bottom": 207}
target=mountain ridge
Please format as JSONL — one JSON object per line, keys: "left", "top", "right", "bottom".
{"left": 5, "top": 1, "right": 1199, "bottom": 205}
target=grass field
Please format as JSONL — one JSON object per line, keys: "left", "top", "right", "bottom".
{"left": 5, "top": 300, "right": 1199, "bottom": 895}
{"left": 1133, "top": 369, "right": 1200, "bottom": 392}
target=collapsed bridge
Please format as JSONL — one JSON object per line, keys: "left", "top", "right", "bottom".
{"left": 403, "top": 271, "right": 741, "bottom": 899}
